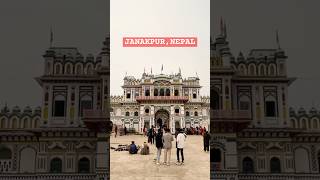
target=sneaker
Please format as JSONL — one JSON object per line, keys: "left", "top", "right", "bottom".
{"left": 163, "top": 162, "right": 166, "bottom": 165}
{"left": 175, "top": 161, "right": 181, "bottom": 165}
{"left": 166, "top": 163, "right": 170, "bottom": 166}
{"left": 181, "top": 162, "right": 184, "bottom": 165}
{"left": 156, "top": 162, "right": 160, "bottom": 165}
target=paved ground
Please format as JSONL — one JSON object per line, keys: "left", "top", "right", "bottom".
{"left": 110, "top": 133, "right": 210, "bottom": 180}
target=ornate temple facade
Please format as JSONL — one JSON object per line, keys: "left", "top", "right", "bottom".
{"left": 0, "top": 38, "right": 111, "bottom": 179}
{"left": 211, "top": 21, "right": 320, "bottom": 180}
{"left": 111, "top": 71, "right": 210, "bottom": 133}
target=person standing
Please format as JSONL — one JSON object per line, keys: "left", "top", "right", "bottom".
{"left": 148, "top": 126, "right": 154, "bottom": 144}
{"left": 203, "top": 130, "right": 210, "bottom": 152}
{"left": 124, "top": 126, "right": 127, "bottom": 135}
{"left": 163, "top": 128, "right": 174, "bottom": 166}
{"left": 114, "top": 125, "right": 118, "bottom": 138}
{"left": 155, "top": 129, "right": 163, "bottom": 165}
{"left": 176, "top": 129, "right": 186, "bottom": 165}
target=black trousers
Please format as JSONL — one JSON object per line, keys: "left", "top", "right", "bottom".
{"left": 177, "top": 148, "right": 184, "bottom": 162}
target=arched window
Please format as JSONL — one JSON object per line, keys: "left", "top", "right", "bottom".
{"left": 47, "top": 62, "right": 51, "bottom": 75}
{"left": 154, "top": 89, "right": 158, "bottom": 96}
{"left": 55, "top": 63, "right": 62, "bottom": 74}
{"left": 78, "top": 157, "right": 90, "bottom": 173}
{"left": 145, "top": 108, "right": 149, "bottom": 114}
{"left": 270, "top": 157, "right": 281, "bottom": 173}
{"left": 86, "top": 64, "right": 94, "bottom": 75}
{"left": 175, "top": 108, "right": 179, "bottom": 114}
{"left": 134, "top": 111, "right": 138, "bottom": 116}
{"left": 145, "top": 89, "right": 150, "bottom": 96}
{"left": 242, "top": 157, "right": 254, "bottom": 173}
{"left": 166, "top": 89, "right": 170, "bottom": 96}
{"left": 194, "top": 111, "right": 198, "bottom": 116}
{"left": 65, "top": 64, "right": 72, "bottom": 74}
{"left": 248, "top": 64, "right": 256, "bottom": 75}
{"left": 75, "top": 64, "right": 82, "bottom": 74}
{"left": 186, "top": 111, "right": 190, "bottom": 116}
{"left": 125, "top": 112, "right": 130, "bottom": 116}
{"left": 50, "top": 158, "right": 62, "bottom": 173}
{"left": 160, "top": 89, "right": 165, "bottom": 96}
{"left": 211, "top": 90, "right": 220, "bottom": 110}
{"left": 53, "top": 95, "right": 66, "bottom": 117}
{"left": 238, "top": 64, "right": 247, "bottom": 75}
{"left": 268, "top": 64, "right": 276, "bottom": 76}
{"left": 0, "top": 147, "right": 12, "bottom": 159}
{"left": 174, "top": 90, "right": 179, "bottom": 96}
{"left": 0, "top": 118, "right": 5, "bottom": 128}
{"left": 211, "top": 148, "right": 221, "bottom": 163}
{"left": 259, "top": 64, "right": 266, "bottom": 76}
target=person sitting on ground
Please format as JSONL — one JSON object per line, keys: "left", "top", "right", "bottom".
{"left": 129, "top": 141, "right": 138, "bottom": 154}
{"left": 140, "top": 142, "right": 150, "bottom": 155}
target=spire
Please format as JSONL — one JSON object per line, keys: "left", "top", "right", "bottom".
{"left": 50, "top": 26, "right": 53, "bottom": 47}
{"left": 179, "top": 67, "right": 181, "bottom": 74}
{"left": 161, "top": 64, "right": 163, "bottom": 74}
{"left": 276, "top": 30, "right": 281, "bottom": 49}
{"left": 151, "top": 67, "right": 153, "bottom": 74}
{"left": 220, "top": 17, "right": 224, "bottom": 36}
{"left": 224, "top": 21, "right": 227, "bottom": 38}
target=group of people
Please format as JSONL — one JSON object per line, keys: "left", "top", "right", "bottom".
{"left": 114, "top": 125, "right": 127, "bottom": 138}
{"left": 125, "top": 125, "right": 211, "bottom": 166}
{"left": 185, "top": 126, "right": 206, "bottom": 135}
{"left": 153, "top": 127, "right": 187, "bottom": 165}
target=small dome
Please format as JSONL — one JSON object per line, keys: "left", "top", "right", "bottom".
{"left": 12, "top": 106, "right": 21, "bottom": 113}
{"left": 76, "top": 52, "right": 84, "bottom": 61}
{"left": 309, "top": 107, "right": 318, "bottom": 114}
{"left": 86, "top": 54, "right": 95, "bottom": 61}
{"left": 298, "top": 107, "right": 306, "bottom": 115}
{"left": 34, "top": 106, "right": 41, "bottom": 114}
{"left": 1, "top": 106, "right": 10, "bottom": 113}
{"left": 23, "top": 106, "right": 32, "bottom": 114}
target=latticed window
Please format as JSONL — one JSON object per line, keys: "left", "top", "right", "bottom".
{"left": 78, "top": 157, "right": 90, "bottom": 173}
{"left": 242, "top": 157, "right": 254, "bottom": 173}
{"left": 50, "top": 158, "right": 62, "bottom": 173}
{"left": 270, "top": 157, "right": 281, "bottom": 173}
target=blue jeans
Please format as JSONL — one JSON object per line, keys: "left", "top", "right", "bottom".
{"left": 157, "top": 148, "right": 162, "bottom": 162}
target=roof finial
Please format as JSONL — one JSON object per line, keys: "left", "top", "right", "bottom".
{"left": 50, "top": 26, "right": 54, "bottom": 47}
{"left": 151, "top": 67, "right": 152, "bottom": 74}
{"left": 179, "top": 67, "right": 181, "bottom": 74}
{"left": 220, "top": 17, "right": 224, "bottom": 36}
{"left": 161, "top": 64, "right": 163, "bottom": 74}
{"left": 276, "top": 29, "right": 281, "bottom": 49}
{"left": 224, "top": 21, "right": 227, "bottom": 38}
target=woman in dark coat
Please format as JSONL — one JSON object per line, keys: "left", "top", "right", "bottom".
{"left": 155, "top": 129, "right": 163, "bottom": 164}
{"left": 203, "top": 130, "right": 210, "bottom": 152}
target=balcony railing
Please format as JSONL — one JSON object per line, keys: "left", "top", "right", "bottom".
{"left": 211, "top": 110, "right": 251, "bottom": 121}
{"left": 135, "top": 96, "right": 189, "bottom": 102}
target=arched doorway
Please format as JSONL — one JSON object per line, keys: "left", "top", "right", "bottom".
{"left": 211, "top": 89, "right": 220, "bottom": 110}
{"left": 155, "top": 109, "right": 170, "bottom": 129}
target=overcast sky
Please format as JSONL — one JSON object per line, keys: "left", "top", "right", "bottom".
{"left": 213, "top": 0, "right": 320, "bottom": 110}
{"left": 0, "top": 0, "right": 107, "bottom": 108}
{"left": 110, "top": 0, "right": 210, "bottom": 96}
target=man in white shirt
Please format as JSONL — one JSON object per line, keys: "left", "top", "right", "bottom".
{"left": 176, "top": 128, "right": 186, "bottom": 165}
